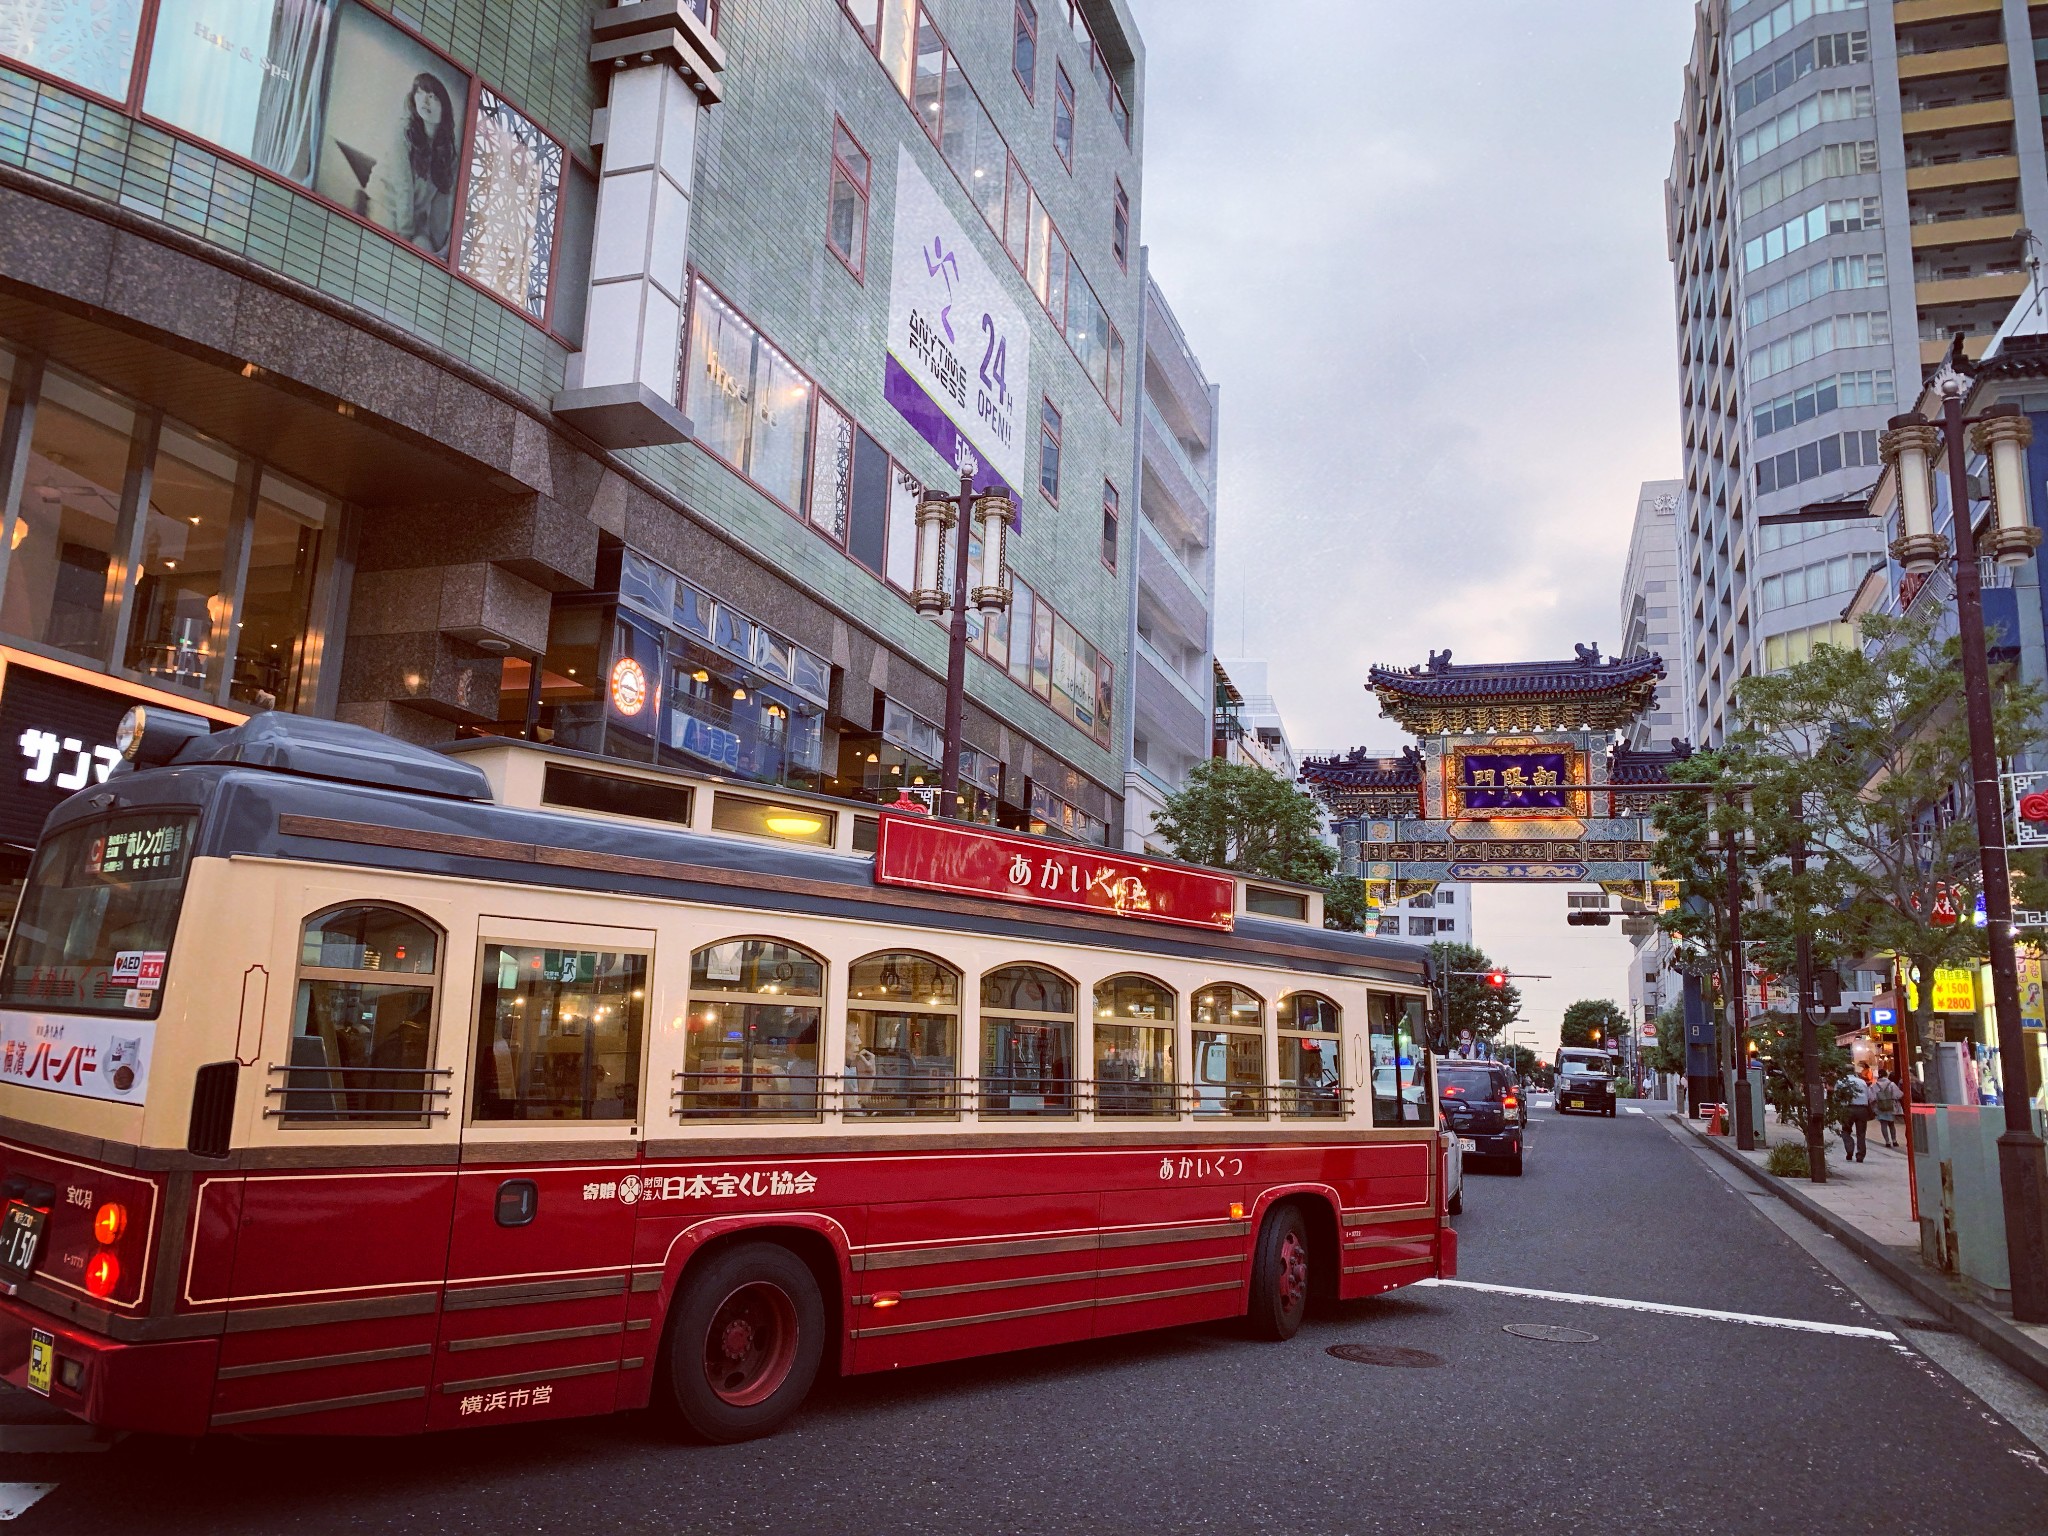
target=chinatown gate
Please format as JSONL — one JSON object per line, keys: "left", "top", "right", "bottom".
{"left": 1299, "top": 646, "right": 1689, "bottom": 913}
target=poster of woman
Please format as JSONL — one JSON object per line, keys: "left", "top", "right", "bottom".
{"left": 310, "top": 2, "right": 467, "bottom": 258}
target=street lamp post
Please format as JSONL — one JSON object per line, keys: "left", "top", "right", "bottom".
{"left": 915, "top": 474, "right": 1013, "bottom": 819}
{"left": 1882, "top": 341, "right": 2048, "bottom": 1322}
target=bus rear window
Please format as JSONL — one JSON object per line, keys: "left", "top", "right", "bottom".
{"left": 0, "top": 813, "right": 198, "bottom": 1017}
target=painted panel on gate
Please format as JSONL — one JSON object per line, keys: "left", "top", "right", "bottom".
{"left": 886, "top": 147, "right": 1030, "bottom": 504}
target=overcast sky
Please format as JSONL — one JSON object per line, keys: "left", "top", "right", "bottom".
{"left": 1135, "top": 1, "right": 1699, "bottom": 1052}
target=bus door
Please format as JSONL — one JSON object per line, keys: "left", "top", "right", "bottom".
{"left": 210, "top": 890, "right": 460, "bottom": 1435}
{"left": 433, "top": 918, "right": 654, "bottom": 1429}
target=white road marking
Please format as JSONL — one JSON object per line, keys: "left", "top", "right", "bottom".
{"left": 0, "top": 1485, "right": 54, "bottom": 1521}
{"left": 1626, "top": 1107, "right": 1646, "bottom": 1116}
{"left": 1418, "top": 1278, "right": 1899, "bottom": 1340}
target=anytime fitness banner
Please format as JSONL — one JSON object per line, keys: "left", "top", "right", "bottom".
{"left": 885, "top": 147, "right": 1030, "bottom": 506}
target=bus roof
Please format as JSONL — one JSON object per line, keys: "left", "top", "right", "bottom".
{"left": 62, "top": 715, "right": 1432, "bottom": 987}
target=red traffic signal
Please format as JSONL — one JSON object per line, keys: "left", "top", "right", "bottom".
{"left": 1485, "top": 970, "right": 1508, "bottom": 989}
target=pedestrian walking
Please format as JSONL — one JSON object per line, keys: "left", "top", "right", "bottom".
{"left": 1839, "top": 1068, "right": 1873, "bottom": 1162}
{"left": 1872, "top": 1069, "right": 1903, "bottom": 1149}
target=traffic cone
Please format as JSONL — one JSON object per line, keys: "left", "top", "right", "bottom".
{"left": 1705, "top": 1103, "right": 1727, "bottom": 1137}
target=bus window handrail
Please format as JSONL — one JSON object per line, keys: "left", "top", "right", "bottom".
{"left": 665, "top": 1073, "right": 1359, "bottom": 1121}
{"left": 265, "top": 1063, "right": 454, "bottom": 1123}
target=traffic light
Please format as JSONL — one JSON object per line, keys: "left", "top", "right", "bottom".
{"left": 1566, "top": 909, "right": 1612, "bottom": 926}
{"left": 1485, "top": 969, "right": 1508, "bottom": 989}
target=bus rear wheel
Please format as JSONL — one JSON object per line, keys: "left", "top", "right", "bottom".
{"left": 1246, "top": 1205, "right": 1311, "bottom": 1341}
{"left": 664, "top": 1241, "right": 824, "bottom": 1443}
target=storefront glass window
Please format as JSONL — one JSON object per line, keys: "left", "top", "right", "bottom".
{"left": 237, "top": 471, "right": 329, "bottom": 710}
{"left": 125, "top": 424, "right": 240, "bottom": 692}
{"left": 3, "top": 369, "right": 137, "bottom": 659}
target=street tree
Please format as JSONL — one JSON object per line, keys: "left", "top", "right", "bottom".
{"left": 1648, "top": 1003, "right": 1686, "bottom": 1077}
{"left": 1153, "top": 759, "right": 1333, "bottom": 883}
{"left": 1152, "top": 759, "right": 1373, "bottom": 932}
{"left": 1560, "top": 998, "right": 1627, "bottom": 1050}
{"left": 1729, "top": 608, "right": 2042, "bottom": 1100}
{"left": 1428, "top": 940, "right": 1521, "bottom": 1050}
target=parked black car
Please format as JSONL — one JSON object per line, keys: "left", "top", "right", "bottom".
{"left": 1553, "top": 1048, "right": 1616, "bottom": 1116}
{"left": 1437, "top": 1062, "right": 1523, "bottom": 1174}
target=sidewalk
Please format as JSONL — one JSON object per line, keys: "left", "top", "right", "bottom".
{"left": 1672, "top": 1108, "right": 2048, "bottom": 1393}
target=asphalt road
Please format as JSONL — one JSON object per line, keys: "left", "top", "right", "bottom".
{"left": 6, "top": 1103, "right": 2047, "bottom": 1534}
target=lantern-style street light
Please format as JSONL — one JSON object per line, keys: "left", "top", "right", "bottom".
{"left": 914, "top": 471, "right": 1013, "bottom": 818}
{"left": 1879, "top": 339, "right": 2048, "bottom": 1323}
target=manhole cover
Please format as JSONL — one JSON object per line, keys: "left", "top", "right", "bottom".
{"left": 1503, "top": 1323, "right": 1599, "bottom": 1343}
{"left": 1325, "top": 1343, "right": 1446, "bottom": 1368}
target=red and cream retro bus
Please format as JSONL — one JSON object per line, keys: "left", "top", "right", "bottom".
{"left": 0, "top": 711, "right": 1450, "bottom": 1443}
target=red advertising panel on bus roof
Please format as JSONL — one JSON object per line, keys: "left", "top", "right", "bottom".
{"left": 873, "top": 814, "right": 1236, "bottom": 931}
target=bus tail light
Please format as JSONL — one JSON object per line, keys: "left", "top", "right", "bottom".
{"left": 84, "top": 1252, "right": 120, "bottom": 1299}
{"left": 92, "top": 1202, "right": 127, "bottom": 1246}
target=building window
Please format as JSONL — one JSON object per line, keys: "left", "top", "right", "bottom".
{"left": 0, "top": 356, "right": 340, "bottom": 713}
{"left": 1407, "top": 916, "right": 1434, "bottom": 937}
{"left": 1437, "top": 918, "right": 1456, "bottom": 932}
{"left": 837, "top": 0, "right": 882, "bottom": 54}
{"left": 472, "top": 944, "right": 648, "bottom": 1121}
{"left": 1112, "top": 180, "right": 1130, "bottom": 270}
{"left": 1038, "top": 397, "right": 1062, "bottom": 502}
{"left": 1, "top": 0, "right": 577, "bottom": 334}
{"left": 1053, "top": 65, "right": 1076, "bottom": 170}
{"left": 1437, "top": 889, "right": 1455, "bottom": 905}
{"left": 1012, "top": 0, "right": 1037, "bottom": 99}
{"left": 1101, "top": 481, "right": 1119, "bottom": 571}
{"left": 826, "top": 120, "right": 871, "bottom": 279}
{"left": 683, "top": 278, "right": 815, "bottom": 513}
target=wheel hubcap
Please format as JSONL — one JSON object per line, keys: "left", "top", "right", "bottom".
{"left": 1277, "top": 1230, "right": 1309, "bottom": 1313}
{"left": 703, "top": 1281, "right": 799, "bottom": 1407}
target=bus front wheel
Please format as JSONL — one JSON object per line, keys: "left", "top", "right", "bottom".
{"left": 1246, "top": 1205, "right": 1311, "bottom": 1341}
{"left": 663, "top": 1241, "right": 825, "bottom": 1443}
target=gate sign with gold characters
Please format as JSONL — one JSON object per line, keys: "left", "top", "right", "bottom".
{"left": 1456, "top": 750, "right": 1574, "bottom": 815}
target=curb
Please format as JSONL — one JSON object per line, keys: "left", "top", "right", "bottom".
{"left": 1677, "top": 1115, "right": 2048, "bottom": 1394}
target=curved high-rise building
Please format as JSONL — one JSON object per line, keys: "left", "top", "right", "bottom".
{"left": 1668, "top": 0, "right": 2048, "bottom": 742}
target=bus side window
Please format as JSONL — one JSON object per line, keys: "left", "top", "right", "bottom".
{"left": 283, "top": 905, "right": 444, "bottom": 1127}
{"left": 1092, "top": 975, "right": 1177, "bottom": 1118}
{"left": 1277, "top": 993, "right": 1342, "bottom": 1119}
{"left": 471, "top": 945, "right": 648, "bottom": 1121}
{"left": 682, "top": 939, "right": 824, "bottom": 1120}
{"left": 1191, "top": 985, "right": 1265, "bottom": 1119}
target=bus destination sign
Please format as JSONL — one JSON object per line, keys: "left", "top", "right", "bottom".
{"left": 873, "top": 815, "right": 1236, "bottom": 931}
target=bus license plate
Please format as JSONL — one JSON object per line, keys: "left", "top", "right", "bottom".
{"left": 0, "top": 1202, "right": 45, "bottom": 1286}
{"left": 25, "top": 1331, "right": 51, "bottom": 1397}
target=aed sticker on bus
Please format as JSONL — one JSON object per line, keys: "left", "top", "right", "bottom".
{"left": 26, "top": 1330, "right": 53, "bottom": 1396}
